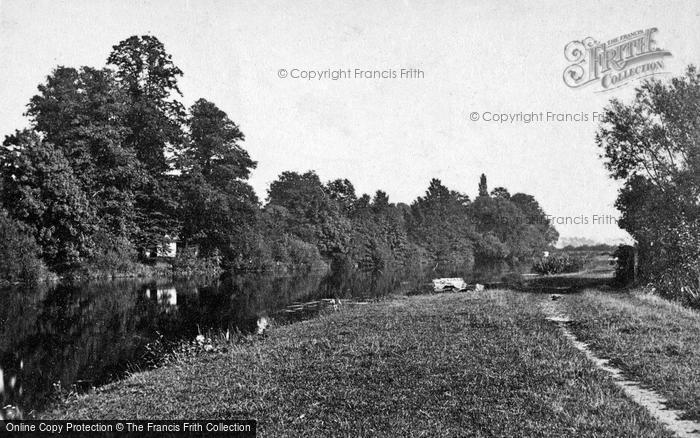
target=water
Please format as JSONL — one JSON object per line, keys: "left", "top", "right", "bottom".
{"left": 0, "top": 261, "right": 517, "bottom": 416}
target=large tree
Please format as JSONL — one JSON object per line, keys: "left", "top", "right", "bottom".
{"left": 177, "top": 100, "right": 259, "bottom": 262}
{"left": 407, "top": 178, "right": 476, "bottom": 271}
{"left": 596, "top": 65, "right": 700, "bottom": 303}
{"left": 180, "top": 99, "right": 254, "bottom": 184}
{"left": 108, "top": 35, "right": 185, "bottom": 174}
{"left": 26, "top": 66, "right": 144, "bottom": 241}
{"left": 325, "top": 178, "right": 358, "bottom": 215}
{"left": 107, "top": 35, "right": 187, "bottom": 250}
{"left": 348, "top": 190, "right": 411, "bottom": 270}
{"left": 267, "top": 171, "right": 351, "bottom": 257}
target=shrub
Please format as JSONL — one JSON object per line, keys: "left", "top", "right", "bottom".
{"left": 85, "top": 233, "right": 140, "bottom": 277}
{"left": 613, "top": 245, "right": 636, "bottom": 286}
{"left": 172, "top": 247, "right": 223, "bottom": 278}
{"left": 532, "top": 253, "right": 587, "bottom": 275}
{"left": 285, "top": 237, "right": 323, "bottom": 269}
{"left": 628, "top": 221, "right": 700, "bottom": 307}
{"left": 264, "top": 235, "right": 326, "bottom": 272}
{"left": 647, "top": 221, "right": 700, "bottom": 307}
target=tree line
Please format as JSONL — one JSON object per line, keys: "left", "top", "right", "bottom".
{"left": 0, "top": 35, "right": 558, "bottom": 283}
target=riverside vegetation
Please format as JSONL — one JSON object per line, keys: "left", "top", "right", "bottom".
{"left": 0, "top": 35, "right": 558, "bottom": 285}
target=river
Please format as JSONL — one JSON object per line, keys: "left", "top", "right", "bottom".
{"left": 0, "top": 264, "right": 513, "bottom": 415}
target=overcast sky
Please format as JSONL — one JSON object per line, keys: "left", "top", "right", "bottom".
{"left": 1, "top": 0, "right": 698, "bottom": 243}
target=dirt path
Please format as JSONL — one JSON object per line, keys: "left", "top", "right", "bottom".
{"left": 541, "top": 295, "right": 700, "bottom": 438}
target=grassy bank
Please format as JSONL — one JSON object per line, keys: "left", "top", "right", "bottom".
{"left": 46, "top": 291, "right": 671, "bottom": 437}
{"left": 564, "top": 290, "right": 700, "bottom": 421}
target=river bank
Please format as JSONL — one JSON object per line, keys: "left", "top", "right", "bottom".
{"left": 43, "top": 289, "right": 684, "bottom": 437}
{"left": 3, "top": 254, "right": 331, "bottom": 287}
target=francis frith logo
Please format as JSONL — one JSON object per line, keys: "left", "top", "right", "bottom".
{"left": 563, "top": 28, "right": 672, "bottom": 91}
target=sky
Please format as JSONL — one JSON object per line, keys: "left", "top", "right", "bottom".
{"left": 0, "top": 0, "right": 698, "bottom": 244}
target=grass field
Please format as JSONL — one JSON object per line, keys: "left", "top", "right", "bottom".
{"left": 46, "top": 290, "right": 673, "bottom": 437}
{"left": 565, "top": 290, "right": 700, "bottom": 422}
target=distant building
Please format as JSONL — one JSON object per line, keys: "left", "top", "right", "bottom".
{"left": 157, "top": 236, "right": 178, "bottom": 258}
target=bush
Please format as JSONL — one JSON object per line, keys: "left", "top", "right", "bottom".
{"left": 85, "top": 233, "right": 140, "bottom": 277}
{"left": 645, "top": 221, "right": 700, "bottom": 307}
{"left": 0, "top": 209, "right": 48, "bottom": 284}
{"left": 630, "top": 221, "right": 700, "bottom": 307}
{"left": 654, "top": 263, "right": 700, "bottom": 308}
{"left": 285, "top": 237, "right": 323, "bottom": 268}
{"left": 532, "top": 253, "right": 587, "bottom": 275}
{"left": 172, "top": 247, "right": 223, "bottom": 278}
{"left": 263, "top": 235, "right": 326, "bottom": 273}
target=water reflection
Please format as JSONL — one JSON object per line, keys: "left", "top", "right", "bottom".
{"left": 145, "top": 287, "right": 177, "bottom": 308}
{"left": 0, "top": 264, "right": 509, "bottom": 415}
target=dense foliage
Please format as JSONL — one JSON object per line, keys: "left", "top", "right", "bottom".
{"left": 597, "top": 66, "right": 700, "bottom": 306}
{"left": 0, "top": 209, "right": 47, "bottom": 284}
{"left": 0, "top": 35, "right": 558, "bottom": 282}
{"left": 612, "top": 245, "right": 637, "bottom": 286}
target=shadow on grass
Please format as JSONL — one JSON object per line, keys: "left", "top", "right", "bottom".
{"left": 503, "top": 269, "right": 615, "bottom": 294}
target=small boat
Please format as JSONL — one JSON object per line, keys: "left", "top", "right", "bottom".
{"left": 432, "top": 278, "right": 468, "bottom": 292}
